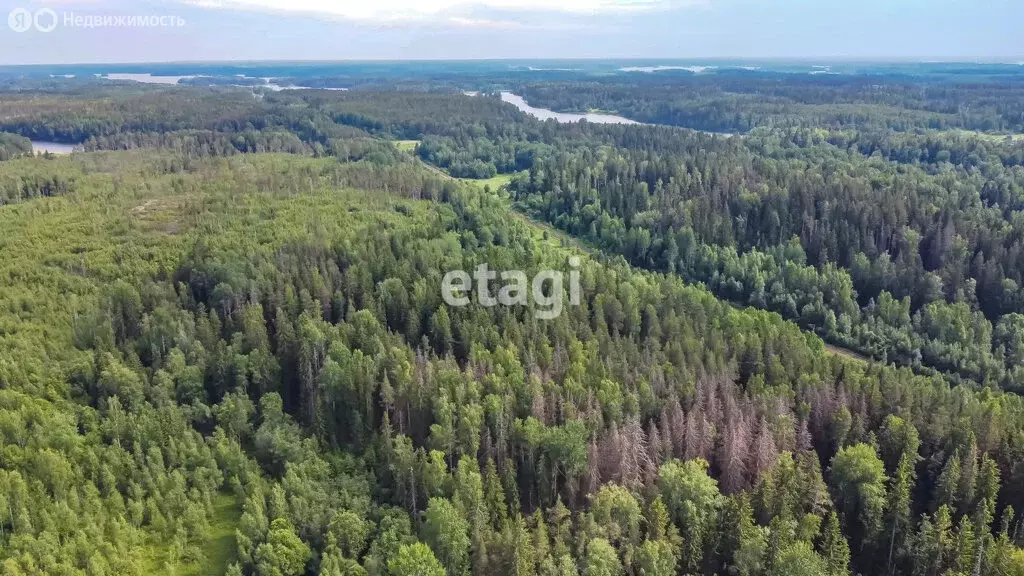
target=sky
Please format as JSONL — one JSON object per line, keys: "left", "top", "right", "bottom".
{"left": 0, "top": 0, "right": 1022, "bottom": 65}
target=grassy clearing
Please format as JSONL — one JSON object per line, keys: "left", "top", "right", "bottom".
{"left": 823, "top": 342, "right": 872, "bottom": 363}
{"left": 393, "top": 139, "right": 420, "bottom": 152}
{"left": 412, "top": 155, "right": 518, "bottom": 192}
{"left": 194, "top": 493, "right": 244, "bottom": 576}
{"left": 512, "top": 209, "right": 597, "bottom": 256}
{"left": 141, "top": 492, "right": 243, "bottom": 576}
{"left": 458, "top": 172, "right": 516, "bottom": 191}
{"left": 946, "top": 129, "right": 1024, "bottom": 142}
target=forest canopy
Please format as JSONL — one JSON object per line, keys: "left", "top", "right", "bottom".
{"left": 0, "top": 71, "right": 1023, "bottom": 576}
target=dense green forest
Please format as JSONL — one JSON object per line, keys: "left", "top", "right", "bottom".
{"left": 508, "top": 125, "right": 1024, "bottom": 392}
{"left": 0, "top": 132, "right": 32, "bottom": 162}
{"left": 512, "top": 77, "right": 1024, "bottom": 133}
{"left": 1, "top": 74, "right": 1024, "bottom": 576}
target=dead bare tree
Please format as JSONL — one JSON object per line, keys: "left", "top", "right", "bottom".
{"left": 749, "top": 416, "right": 779, "bottom": 484}
{"left": 719, "top": 412, "right": 751, "bottom": 494}
{"left": 647, "top": 420, "right": 664, "bottom": 467}
{"left": 621, "top": 417, "right": 653, "bottom": 490}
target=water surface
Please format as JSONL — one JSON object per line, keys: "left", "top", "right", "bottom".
{"left": 498, "top": 92, "right": 735, "bottom": 136}
{"left": 619, "top": 65, "right": 716, "bottom": 73}
{"left": 104, "top": 73, "right": 196, "bottom": 84}
{"left": 500, "top": 92, "right": 640, "bottom": 125}
{"left": 31, "top": 141, "right": 75, "bottom": 155}
{"left": 99, "top": 72, "right": 347, "bottom": 91}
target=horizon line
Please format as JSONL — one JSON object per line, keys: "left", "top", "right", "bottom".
{"left": 2, "top": 57, "right": 1024, "bottom": 68}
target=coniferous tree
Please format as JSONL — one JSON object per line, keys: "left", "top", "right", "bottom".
{"left": 819, "top": 511, "right": 851, "bottom": 576}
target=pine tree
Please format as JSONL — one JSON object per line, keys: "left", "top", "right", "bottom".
{"left": 975, "top": 455, "right": 1000, "bottom": 526}
{"left": 729, "top": 494, "right": 768, "bottom": 576}
{"left": 532, "top": 508, "right": 551, "bottom": 572}
{"left": 795, "top": 450, "right": 829, "bottom": 518}
{"left": 484, "top": 460, "right": 508, "bottom": 531}
{"left": 957, "top": 438, "right": 978, "bottom": 518}
{"left": 508, "top": 513, "right": 536, "bottom": 576}
{"left": 952, "top": 514, "right": 976, "bottom": 574}
{"left": 915, "top": 505, "right": 954, "bottom": 576}
{"left": 645, "top": 497, "right": 671, "bottom": 542}
{"left": 766, "top": 503, "right": 798, "bottom": 573}
{"left": 934, "top": 452, "right": 962, "bottom": 513}
{"left": 548, "top": 497, "right": 574, "bottom": 560}
{"left": 971, "top": 455, "right": 1001, "bottom": 576}
{"left": 884, "top": 453, "right": 914, "bottom": 574}
{"left": 819, "top": 512, "right": 851, "bottom": 576}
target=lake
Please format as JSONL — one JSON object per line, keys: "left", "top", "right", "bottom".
{"left": 499, "top": 92, "right": 735, "bottom": 136}
{"left": 104, "top": 73, "right": 197, "bottom": 84}
{"left": 31, "top": 141, "right": 76, "bottom": 155}
{"left": 98, "top": 72, "right": 348, "bottom": 91}
{"left": 619, "top": 65, "right": 716, "bottom": 73}
{"left": 500, "top": 92, "right": 641, "bottom": 125}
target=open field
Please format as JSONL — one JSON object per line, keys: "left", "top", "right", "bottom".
{"left": 458, "top": 172, "right": 516, "bottom": 190}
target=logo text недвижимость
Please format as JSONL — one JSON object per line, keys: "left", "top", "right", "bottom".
{"left": 9, "top": 8, "right": 185, "bottom": 33}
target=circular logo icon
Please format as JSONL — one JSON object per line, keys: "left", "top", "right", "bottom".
{"left": 34, "top": 8, "right": 58, "bottom": 33}
{"left": 8, "top": 8, "right": 33, "bottom": 32}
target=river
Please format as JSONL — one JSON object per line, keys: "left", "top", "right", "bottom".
{"left": 31, "top": 141, "right": 76, "bottom": 155}
{"left": 500, "top": 92, "right": 641, "bottom": 125}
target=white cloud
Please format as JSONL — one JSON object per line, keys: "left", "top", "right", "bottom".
{"left": 176, "top": 0, "right": 674, "bottom": 22}
{"left": 448, "top": 16, "right": 524, "bottom": 29}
